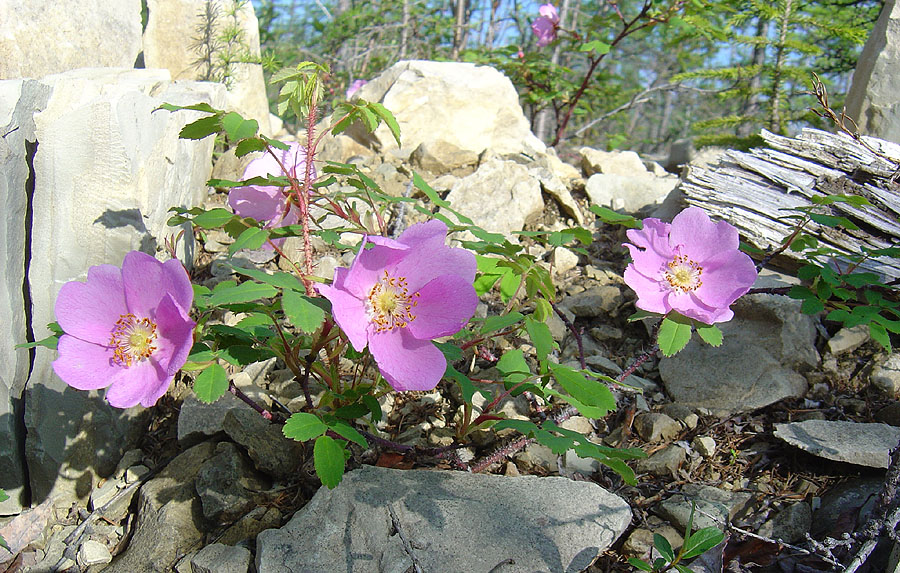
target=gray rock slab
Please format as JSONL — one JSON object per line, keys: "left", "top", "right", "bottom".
{"left": 196, "top": 442, "right": 269, "bottom": 522}
{"left": 585, "top": 172, "right": 679, "bottom": 214}
{"left": 177, "top": 392, "right": 245, "bottom": 446}
{"left": 0, "top": 78, "right": 50, "bottom": 514}
{"left": 659, "top": 294, "right": 816, "bottom": 415}
{"left": 444, "top": 159, "right": 544, "bottom": 238}
{"left": 774, "top": 419, "right": 900, "bottom": 468}
{"left": 348, "top": 60, "right": 546, "bottom": 157}
{"left": 24, "top": 69, "right": 224, "bottom": 508}
{"left": 191, "top": 543, "right": 251, "bottom": 573}
{"left": 256, "top": 465, "right": 631, "bottom": 573}
{"left": 223, "top": 409, "right": 304, "bottom": 480}
{"left": 105, "top": 442, "right": 217, "bottom": 573}
{"left": 655, "top": 484, "right": 753, "bottom": 532}
{"left": 0, "top": 0, "right": 142, "bottom": 79}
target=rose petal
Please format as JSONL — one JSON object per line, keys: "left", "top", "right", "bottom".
{"left": 228, "top": 185, "right": 283, "bottom": 223}
{"left": 407, "top": 275, "right": 478, "bottom": 340}
{"left": 369, "top": 329, "right": 447, "bottom": 391}
{"left": 342, "top": 236, "right": 409, "bottom": 298}
{"left": 122, "top": 251, "right": 172, "bottom": 318}
{"left": 154, "top": 294, "right": 196, "bottom": 376}
{"left": 105, "top": 360, "right": 169, "bottom": 408}
{"left": 392, "top": 243, "right": 476, "bottom": 293}
{"left": 396, "top": 219, "right": 448, "bottom": 247}
{"left": 624, "top": 265, "right": 671, "bottom": 315}
{"left": 693, "top": 250, "right": 758, "bottom": 308}
{"left": 161, "top": 259, "right": 194, "bottom": 312}
{"left": 55, "top": 264, "right": 127, "bottom": 345}
{"left": 52, "top": 335, "right": 119, "bottom": 390}
{"left": 669, "top": 207, "right": 739, "bottom": 263}
{"left": 317, "top": 282, "right": 370, "bottom": 352}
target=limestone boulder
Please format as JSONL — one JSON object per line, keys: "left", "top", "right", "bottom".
{"left": 659, "top": 294, "right": 817, "bottom": 415}
{"left": 585, "top": 172, "right": 680, "bottom": 214}
{"left": 24, "top": 68, "right": 224, "bottom": 508}
{"left": 0, "top": 79, "right": 51, "bottom": 514}
{"left": 0, "top": 0, "right": 142, "bottom": 79}
{"left": 349, "top": 60, "right": 546, "bottom": 157}
{"left": 443, "top": 159, "right": 544, "bottom": 238}
{"left": 845, "top": 0, "right": 900, "bottom": 143}
{"left": 143, "top": 0, "right": 271, "bottom": 134}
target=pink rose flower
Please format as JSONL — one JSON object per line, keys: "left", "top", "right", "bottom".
{"left": 228, "top": 142, "right": 315, "bottom": 249}
{"left": 318, "top": 220, "right": 478, "bottom": 391}
{"left": 346, "top": 79, "right": 368, "bottom": 99}
{"left": 52, "top": 251, "right": 195, "bottom": 408}
{"left": 532, "top": 3, "right": 560, "bottom": 47}
{"left": 623, "top": 207, "right": 758, "bottom": 324}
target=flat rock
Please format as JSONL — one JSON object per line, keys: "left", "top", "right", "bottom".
{"left": 223, "top": 409, "right": 304, "bottom": 480}
{"left": 774, "top": 419, "right": 900, "bottom": 468}
{"left": 256, "top": 466, "right": 631, "bottom": 573}
{"left": 177, "top": 391, "right": 245, "bottom": 446}
{"left": 196, "top": 442, "right": 269, "bottom": 522}
{"left": 655, "top": 484, "right": 753, "bottom": 532}
{"left": 659, "top": 294, "right": 816, "bottom": 415}
{"left": 191, "top": 543, "right": 251, "bottom": 573}
{"left": 585, "top": 172, "right": 679, "bottom": 213}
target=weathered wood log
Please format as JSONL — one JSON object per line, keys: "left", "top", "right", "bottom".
{"left": 679, "top": 128, "right": 900, "bottom": 281}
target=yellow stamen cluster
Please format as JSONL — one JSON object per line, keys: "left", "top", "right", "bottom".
{"left": 664, "top": 254, "right": 703, "bottom": 293}
{"left": 109, "top": 313, "right": 158, "bottom": 367}
{"left": 366, "top": 270, "right": 419, "bottom": 333}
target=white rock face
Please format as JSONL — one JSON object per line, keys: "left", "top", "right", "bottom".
{"left": 443, "top": 159, "right": 544, "bottom": 237}
{"left": 0, "top": 79, "right": 51, "bottom": 513}
{"left": 23, "top": 68, "right": 225, "bottom": 507}
{"left": 0, "top": 0, "right": 142, "bottom": 79}
{"left": 143, "top": 0, "right": 271, "bottom": 134}
{"left": 585, "top": 172, "right": 679, "bottom": 213}
{"left": 351, "top": 60, "right": 546, "bottom": 157}
{"left": 845, "top": 0, "right": 900, "bottom": 143}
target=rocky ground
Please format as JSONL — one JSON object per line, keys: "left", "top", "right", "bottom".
{"left": 5, "top": 126, "right": 900, "bottom": 573}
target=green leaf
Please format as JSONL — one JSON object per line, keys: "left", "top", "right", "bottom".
{"left": 362, "top": 394, "right": 382, "bottom": 423}
{"left": 696, "top": 324, "right": 723, "bottom": 347}
{"left": 282, "top": 289, "right": 326, "bottom": 333}
{"left": 206, "top": 281, "right": 278, "bottom": 306}
{"left": 870, "top": 322, "right": 892, "bottom": 352}
{"left": 658, "top": 316, "right": 693, "bottom": 356}
{"left": 221, "top": 111, "right": 259, "bottom": 141}
{"left": 627, "top": 558, "right": 654, "bottom": 571}
{"left": 480, "top": 311, "right": 524, "bottom": 334}
{"left": 157, "top": 102, "right": 219, "bottom": 114}
{"left": 548, "top": 363, "right": 616, "bottom": 415}
{"left": 673, "top": 564, "right": 695, "bottom": 573}
{"left": 498, "top": 269, "right": 522, "bottom": 303}
{"left": 0, "top": 489, "right": 8, "bottom": 503}
{"left": 193, "top": 363, "right": 229, "bottom": 403}
{"left": 314, "top": 435, "right": 346, "bottom": 488}
{"left": 653, "top": 533, "right": 676, "bottom": 562}
{"left": 579, "top": 40, "right": 611, "bottom": 54}
{"left": 179, "top": 115, "right": 222, "bottom": 140}
{"left": 589, "top": 205, "right": 641, "bottom": 228}
{"left": 234, "top": 137, "right": 268, "bottom": 157}
{"left": 413, "top": 172, "right": 450, "bottom": 208}
{"left": 496, "top": 349, "right": 530, "bottom": 376}
{"left": 809, "top": 212, "right": 859, "bottom": 230}
{"left": 229, "top": 226, "right": 270, "bottom": 254}
{"left": 446, "top": 366, "right": 480, "bottom": 403}
{"left": 16, "top": 332, "right": 60, "bottom": 350}
{"left": 232, "top": 266, "right": 304, "bottom": 290}
{"left": 193, "top": 208, "right": 235, "bottom": 229}
{"left": 493, "top": 419, "right": 540, "bottom": 434}
{"left": 368, "top": 102, "right": 401, "bottom": 146}
{"left": 327, "top": 420, "right": 368, "bottom": 448}
{"left": 525, "top": 316, "right": 556, "bottom": 361}
{"left": 800, "top": 297, "right": 825, "bottom": 315}
{"left": 283, "top": 412, "right": 327, "bottom": 441}
{"left": 681, "top": 526, "right": 725, "bottom": 559}
{"left": 533, "top": 298, "right": 553, "bottom": 323}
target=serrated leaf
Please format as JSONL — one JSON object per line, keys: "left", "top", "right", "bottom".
{"left": 368, "top": 102, "right": 401, "bottom": 146}
{"left": 480, "top": 312, "right": 524, "bottom": 334}
{"left": 179, "top": 115, "right": 221, "bottom": 140}
{"left": 229, "top": 226, "right": 269, "bottom": 254}
{"left": 221, "top": 111, "right": 258, "bottom": 141}
{"left": 654, "top": 533, "right": 676, "bottom": 562}
{"left": 870, "top": 322, "right": 891, "bottom": 352}
{"left": 327, "top": 420, "right": 368, "bottom": 448}
{"left": 283, "top": 412, "right": 327, "bottom": 441}
{"left": 681, "top": 526, "right": 725, "bottom": 559}
{"left": 157, "top": 102, "right": 219, "bottom": 114}
{"left": 232, "top": 266, "right": 304, "bottom": 290}
{"left": 696, "top": 324, "right": 723, "bottom": 346}
{"left": 193, "top": 208, "right": 235, "bottom": 229}
{"left": 589, "top": 204, "right": 641, "bottom": 228}
{"left": 658, "top": 316, "right": 692, "bottom": 356}
{"left": 498, "top": 269, "right": 522, "bottom": 303}
{"left": 493, "top": 419, "right": 540, "bottom": 434}
{"left": 525, "top": 316, "right": 556, "bottom": 361}
{"left": 579, "top": 40, "right": 611, "bottom": 54}
{"left": 496, "top": 349, "right": 530, "bottom": 376}
{"left": 15, "top": 332, "right": 60, "bottom": 350}
{"left": 282, "top": 289, "right": 326, "bottom": 333}
{"left": 809, "top": 212, "right": 859, "bottom": 230}
{"left": 206, "top": 281, "right": 278, "bottom": 306}
{"left": 548, "top": 363, "right": 616, "bottom": 414}
{"left": 235, "top": 137, "right": 268, "bottom": 157}
{"left": 193, "top": 363, "right": 229, "bottom": 403}
{"left": 800, "top": 297, "right": 825, "bottom": 315}
{"left": 314, "top": 435, "right": 346, "bottom": 488}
